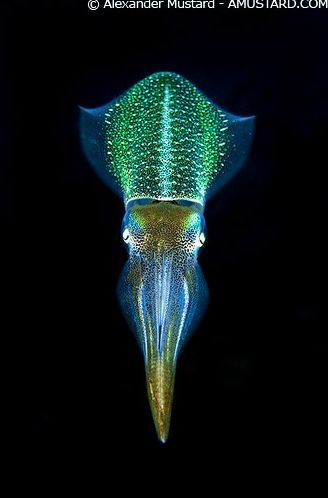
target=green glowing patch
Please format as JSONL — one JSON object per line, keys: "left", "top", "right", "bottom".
{"left": 102, "top": 72, "right": 228, "bottom": 204}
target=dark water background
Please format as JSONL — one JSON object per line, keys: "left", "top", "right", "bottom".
{"left": 1, "top": 0, "right": 326, "bottom": 478}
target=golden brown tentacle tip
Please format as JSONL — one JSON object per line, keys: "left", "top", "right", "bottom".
{"left": 146, "top": 356, "right": 175, "bottom": 443}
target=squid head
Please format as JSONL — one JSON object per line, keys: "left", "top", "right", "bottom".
{"left": 118, "top": 200, "right": 208, "bottom": 441}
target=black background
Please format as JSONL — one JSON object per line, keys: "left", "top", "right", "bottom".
{"left": 1, "top": 0, "right": 326, "bottom": 474}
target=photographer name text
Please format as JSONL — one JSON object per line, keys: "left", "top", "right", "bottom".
{"left": 88, "top": 0, "right": 328, "bottom": 9}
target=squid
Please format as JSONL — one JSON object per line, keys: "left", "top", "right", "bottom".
{"left": 80, "top": 72, "right": 255, "bottom": 442}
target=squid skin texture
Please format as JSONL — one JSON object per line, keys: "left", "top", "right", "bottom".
{"left": 80, "top": 72, "right": 255, "bottom": 442}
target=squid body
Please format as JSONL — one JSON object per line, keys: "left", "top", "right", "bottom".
{"left": 80, "top": 72, "right": 255, "bottom": 442}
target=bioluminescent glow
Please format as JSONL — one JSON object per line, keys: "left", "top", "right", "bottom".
{"left": 80, "top": 72, "right": 255, "bottom": 442}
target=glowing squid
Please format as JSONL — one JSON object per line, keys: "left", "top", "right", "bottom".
{"left": 80, "top": 72, "right": 255, "bottom": 442}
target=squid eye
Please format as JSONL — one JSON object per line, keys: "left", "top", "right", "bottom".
{"left": 197, "top": 232, "right": 206, "bottom": 247}
{"left": 122, "top": 228, "right": 130, "bottom": 243}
